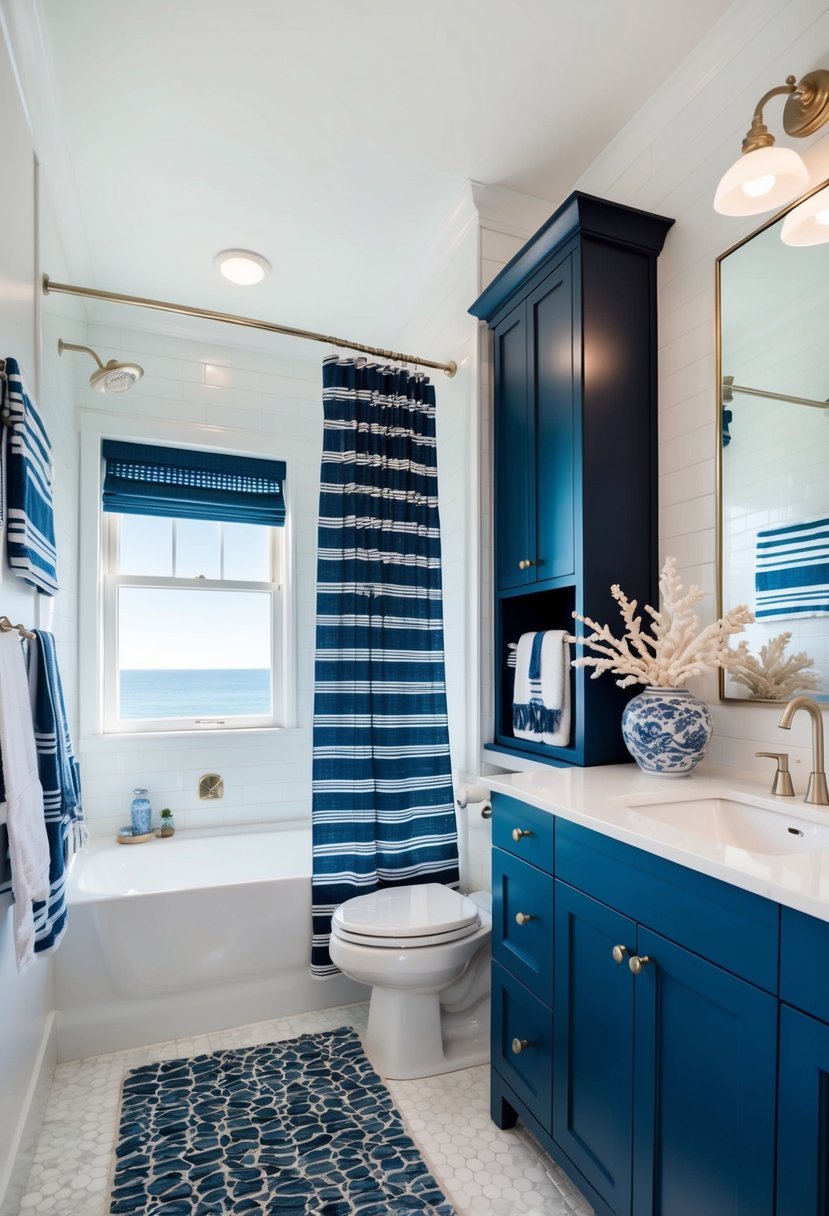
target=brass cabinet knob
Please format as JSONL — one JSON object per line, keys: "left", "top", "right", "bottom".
{"left": 628, "top": 954, "right": 653, "bottom": 975}
{"left": 511, "top": 1038, "right": 531, "bottom": 1055}
{"left": 511, "top": 828, "right": 533, "bottom": 842}
{"left": 611, "top": 944, "right": 629, "bottom": 965}
{"left": 515, "top": 912, "right": 535, "bottom": 926}
{"left": 518, "top": 559, "right": 537, "bottom": 570}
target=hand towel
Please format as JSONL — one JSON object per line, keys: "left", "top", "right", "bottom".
{"left": 3, "top": 357, "right": 58, "bottom": 595}
{"left": 755, "top": 515, "right": 829, "bottom": 620}
{"left": 512, "top": 629, "right": 571, "bottom": 747}
{"left": 28, "top": 630, "right": 85, "bottom": 955}
{"left": 0, "top": 629, "right": 49, "bottom": 970}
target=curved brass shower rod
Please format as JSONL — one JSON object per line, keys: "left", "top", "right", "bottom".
{"left": 42, "top": 276, "right": 458, "bottom": 378}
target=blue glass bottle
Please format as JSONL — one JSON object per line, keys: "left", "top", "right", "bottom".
{"left": 130, "top": 788, "right": 152, "bottom": 836}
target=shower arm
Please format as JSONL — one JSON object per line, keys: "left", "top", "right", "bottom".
{"left": 57, "top": 340, "right": 105, "bottom": 370}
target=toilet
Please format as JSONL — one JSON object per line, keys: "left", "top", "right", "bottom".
{"left": 329, "top": 883, "right": 492, "bottom": 1080}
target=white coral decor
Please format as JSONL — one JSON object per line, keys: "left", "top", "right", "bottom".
{"left": 570, "top": 557, "right": 753, "bottom": 689}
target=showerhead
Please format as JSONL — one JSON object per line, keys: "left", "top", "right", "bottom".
{"left": 58, "top": 339, "right": 143, "bottom": 394}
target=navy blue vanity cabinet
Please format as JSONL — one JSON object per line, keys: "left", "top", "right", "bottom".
{"left": 553, "top": 882, "right": 636, "bottom": 1215}
{"left": 471, "top": 192, "right": 674, "bottom": 768}
{"left": 777, "top": 1004, "right": 829, "bottom": 1216}
{"left": 490, "top": 792, "right": 779, "bottom": 1216}
{"left": 777, "top": 909, "right": 829, "bottom": 1215}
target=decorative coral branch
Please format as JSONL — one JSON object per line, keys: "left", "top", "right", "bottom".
{"left": 725, "top": 632, "right": 820, "bottom": 700}
{"left": 569, "top": 556, "right": 753, "bottom": 688}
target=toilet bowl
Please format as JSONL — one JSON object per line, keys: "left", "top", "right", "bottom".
{"left": 329, "top": 883, "right": 491, "bottom": 1080}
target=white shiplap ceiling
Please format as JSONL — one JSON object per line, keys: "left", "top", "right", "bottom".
{"left": 37, "top": 0, "right": 733, "bottom": 341}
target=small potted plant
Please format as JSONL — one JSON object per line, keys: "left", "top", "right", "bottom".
{"left": 570, "top": 557, "right": 753, "bottom": 775}
{"left": 159, "top": 808, "right": 175, "bottom": 838}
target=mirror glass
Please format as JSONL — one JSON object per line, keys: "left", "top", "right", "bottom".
{"left": 719, "top": 182, "right": 829, "bottom": 702}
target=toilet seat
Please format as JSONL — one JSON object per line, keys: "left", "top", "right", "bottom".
{"left": 332, "top": 883, "right": 481, "bottom": 950}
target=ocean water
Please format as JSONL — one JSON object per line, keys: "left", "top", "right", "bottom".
{"left": 120, "top": 668, "right": 271, "bottom": 719}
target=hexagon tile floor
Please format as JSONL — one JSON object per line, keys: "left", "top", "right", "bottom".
{"left": 19, "top": 1002, "right": 593, "bottom": 1216}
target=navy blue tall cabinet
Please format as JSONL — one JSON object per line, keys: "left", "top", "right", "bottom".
{"left": 470, "top": 193, "right": 673, "bottom": 766}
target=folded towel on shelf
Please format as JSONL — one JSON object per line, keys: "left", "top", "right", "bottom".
{"left": 755, "top": 516, "right": 829, "bottom": 620}
{"left": 3, "top": 357, "right": 58, "bottom": 595}
{"left": 512, "top": 629, "right": 571, "bottom": 747}
{"left": 28, "top": 631, "right": 85, "bottom": 955}
{"left": 0, "top": 629, "right": 49, "bottom": 970}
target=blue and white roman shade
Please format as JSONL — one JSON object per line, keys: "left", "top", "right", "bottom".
{"left": 755, "top": 516, "right": 829, "bottom": 620}
{"left": 102, "top": 440, "right": 286, "bottom": 526}
{"left": 311, "top": 358, "right": 459, "bottom": 976}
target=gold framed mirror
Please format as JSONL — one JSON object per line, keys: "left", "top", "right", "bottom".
{"left": 717, "top": 177, "right": 829, "bottom": 704}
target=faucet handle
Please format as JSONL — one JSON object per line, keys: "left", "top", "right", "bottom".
{"left": 756, "top": 752, "right": 795, "bottom": 797}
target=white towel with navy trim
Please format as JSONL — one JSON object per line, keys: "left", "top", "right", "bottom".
{"left": 512, "top": 630, "right": 570, "bottom": 746}
{"left": 755, "top": 515, "right": 829, "bottom": 620}
{"left": 28, "top": 630, "right": 85, "bottom": 956}
{"left": 3, "top": 357, "right": 58, "bottom": 595}
{"left": 0, "top": 630, "right": 49, "bottom": 970}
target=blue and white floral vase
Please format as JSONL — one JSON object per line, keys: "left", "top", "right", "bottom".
{"left": 621, "top": 686, "right": 713, "bottom": 776}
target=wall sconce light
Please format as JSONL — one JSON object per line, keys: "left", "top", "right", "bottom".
{"left": 714, "top": 70, "right": 829, "bottom": 216}
{"left": 781, "top": 181, "right": 829, "bottom": 244}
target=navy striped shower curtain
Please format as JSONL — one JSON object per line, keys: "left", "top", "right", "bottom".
{"left": 311, "top": 357, "right": 459, "bottom": 976}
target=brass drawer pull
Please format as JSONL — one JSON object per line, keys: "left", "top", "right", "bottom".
{"left": 515, "top": 912, "right": 535, "bottom": 926}
{"left": 518, "top": 559, "right": 537, "bottom": 571}
{"left": 611, "top": 944, "right": 629, "bottom": 965}
{"left": 511, "top": 828, "right": 533, "bottom": 842}
{"left": 511, "top": 1037, "right": 533, "bottom": 1055}
{"left": 629, "top": 954, "right": 653, "bottom": 975}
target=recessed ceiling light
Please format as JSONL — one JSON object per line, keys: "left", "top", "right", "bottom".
{"left": 214, "top": 249, "right": 271, "bottom": 285}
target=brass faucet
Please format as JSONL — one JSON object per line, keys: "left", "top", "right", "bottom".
{"left": 778, "top": 696, "right": 829, "bottom": 806}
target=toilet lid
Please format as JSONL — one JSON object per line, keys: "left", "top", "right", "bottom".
{"left": 332, "top": 883, "right": 480, "bottom": 941}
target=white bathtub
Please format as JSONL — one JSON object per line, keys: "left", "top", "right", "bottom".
{"left": 55, "top": 825, "right": 366, "bottom": 1061}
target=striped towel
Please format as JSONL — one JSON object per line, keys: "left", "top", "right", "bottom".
{"left": 28, "top": 631, "right": 85, "bottom": 954}
{"left": 512, "top": 630, "right": 571, "bottom": 746}
{"left": 3, "top": 358, "right": 58, "bottom": 595}
{"left": 755, "top": 516, "right": 829, "bottom": 620}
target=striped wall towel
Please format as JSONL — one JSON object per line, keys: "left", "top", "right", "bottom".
{"left": 28, "top": 631, "right": 85, "bottom": 955}
{"left": 0, "top": 630, "right": 49, "bottom": 970}
{"left": 512, "top": 630, "right": 571, "bottom": 747}
{"left": 755, "top": 516, "right": 829, "bottom": 620}
{"left": 3, "top": 357, "right": 58, "bottom": 595}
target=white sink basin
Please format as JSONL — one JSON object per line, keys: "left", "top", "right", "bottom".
{"left": 621, "top": 794, "right": 829, "bottom": 856}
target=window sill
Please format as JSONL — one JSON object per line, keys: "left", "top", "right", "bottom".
{"left": 79, "top": 726, "right": 302, "bottom": 752}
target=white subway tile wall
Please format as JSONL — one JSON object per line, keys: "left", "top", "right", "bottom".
{"left": 76, "top": 324, "right": 325, "bottom": 837}
{"left": 478, "top": 0, "right": 829, "bottom": 791}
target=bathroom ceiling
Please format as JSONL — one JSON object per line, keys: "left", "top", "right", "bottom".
{"left": 37, "top": 0, "right": 732, "bottom": 346}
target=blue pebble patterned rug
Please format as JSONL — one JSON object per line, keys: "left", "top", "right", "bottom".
{"left": 110, "top": 1026, "right": 455, "bottom": 1215}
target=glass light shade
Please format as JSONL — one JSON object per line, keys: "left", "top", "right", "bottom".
{"left": 714, "top": 146, "right": 810, "bottom": 216}
{"left": 214, "top": 249, "right": 271, "bottom": 285}
{"left": 781, "top": 183, "right": 829, "bottom": 245}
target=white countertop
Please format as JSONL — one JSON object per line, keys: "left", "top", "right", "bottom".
{"left": 486, "top": 765, "right": 829, "bottom": 922}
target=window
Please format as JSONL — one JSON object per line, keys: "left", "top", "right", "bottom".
{"left": 100, "top": 441, "right": 286, "bottom": 733}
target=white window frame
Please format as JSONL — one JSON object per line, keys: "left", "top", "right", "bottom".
{"left": 78, "top": 412, "right": 296, "bottom": 745}
{"left": 101, "top": 513, "right": 283, "bottom": 734}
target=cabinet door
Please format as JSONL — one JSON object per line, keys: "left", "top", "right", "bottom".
{"left": 491, "top": 961, "right": 554, "bottom": 1129}
{"left": 632, "top": 929, "right": 776, "bottom": 1216}
{"left": 493, "top": 302, "right": 533, "bottom": 591}
{"left": 553, "top": 881, "right": 636, "bottom": 1216}
{"left": 529, "top": 256, "right": 575, "bottom": 583}
{"left": 778, "top": 1003, "right": 829, "bottom": 1216}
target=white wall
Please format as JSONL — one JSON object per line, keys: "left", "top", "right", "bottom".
{"left": 75, "top": 322, "right": 324, "bottom": 836}
{"left": 0, "top": 27, "right": 81, "bottom": 1213}
{"left": 474, "top": 0, "right": 829, "bottom": 793}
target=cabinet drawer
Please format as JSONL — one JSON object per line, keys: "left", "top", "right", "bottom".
{"left": 491, "top": 961, "right": 553, "bottom": 1130}
{"left": 556, "top": 818, "right": 779, "bottom": 992}
{"left": 780, "top": 906, "right": 829, "bottom": 1021}
{"left": 492, "top": 848, "right": 554, "bottom": 1004}
{"left": 492, "top": 793, "right": 554, "bottom": 873}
